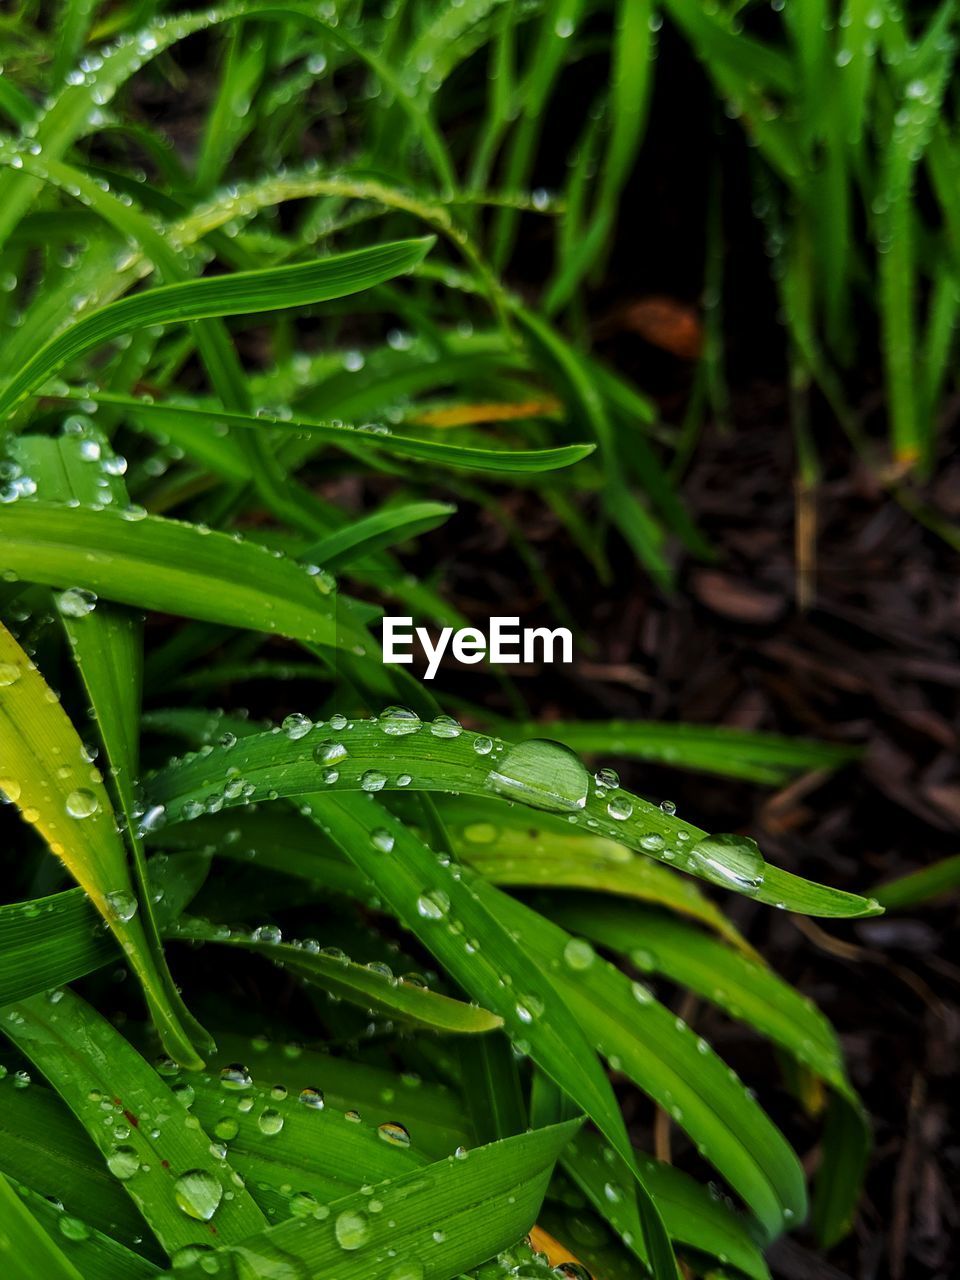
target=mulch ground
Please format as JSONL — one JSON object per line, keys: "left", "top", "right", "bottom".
{"left": 419, "top": 380, "right": 960, "bottom": 1280}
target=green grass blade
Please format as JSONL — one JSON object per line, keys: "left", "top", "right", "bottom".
{"left": 1, "top": 990, "right": 267, "bottom": 1255}
{"left": 145, "top": 719, "right": 882, "bottom": 917}
{"left": 1, "top": 1177, "right": 159, "bottom": 1280}
{"left": 0, "top": 503, "right": 365, "bottom": 652}
{"left": 548, "top": 899, "right": 851, "bottom": 1096}
{"left": 0, "top": 239, "right": 434, "bottom": 421}
{"left": 564, "top": 1129, "right": 771, "bottom": 1280}
{"left": 172, "top": 914, "right": 504, "bottom": 1034}
{"left": 62, "top": 390, "right": 594, "bottom": 474}
{"left": 872, "top": 854, "right": 960, "bottom": 909}
{"left": 503, "top": 719, "right": 860, "bottom": 784}
{"left": 170, "top": 1119, "right": 581, "bottom": 1280}
{"left": 307, "top": 793, "right": 678, "bottom": 1276}
{"left": 0, "top": 1174, "right": 85, "bottom": 1280}
{"left": 0, "top": 623, "right": 204, "bottom": 1066}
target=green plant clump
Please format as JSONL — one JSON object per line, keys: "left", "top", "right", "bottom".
{"left": 0, "top": 4, "right": 893, "bottom": 1278}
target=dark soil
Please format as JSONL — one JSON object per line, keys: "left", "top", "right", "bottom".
{"left": 417, "top": 379, "right": 960, "bottom": 1280}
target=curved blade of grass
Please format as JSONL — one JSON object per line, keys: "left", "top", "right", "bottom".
{"left": 547, "top": 899, "right": 850, "bottom": 1096}
{"left": 0, "top": 1174, "right": 84, "bottom": 1280}
{"left": 299, "top": 501, "right": 457, "bottom": 569}
{"left": 172, "top": 914, "right": 503, "bottom": 1034}
{"left": 471, "top": 874, "right": 807, "bottom": 1239}
{"left": 0, "top": 623, "right": 205, "bottom": 1066}
{"left": 306, "top": 793, "right": 678, "bottom": 1277}
{"left": 154, "top": 799, "right": 746, "bottom": 948}
{"left": 505, "top": 719, "right": 860, "bottom": 784}
{"left": 0, "top": 238, "right": 434, "bottom": 421}
{"left": 13, "top": 430, "right": 211, "bottom": 1058}
{"left": 170, "top": 1118, "right": 581, "bottom": 1280}
{"left": 0, "top": 1082, "right": 160, "bottom": 1256}
{"left": 563, "top": 1128, "right": 771, "bottom": 1280}
{"left": 62, "top": 390, "right": 595, "bottom": 474}
{"left": 0, "top": 853, "right": 210, "bottom": 1007}
{"left": 872, "top": 853, "right": 960, "bottom": 910}
{"left": 145, "top": 719, "right": 882, "bottom": 917}
{"left": 0, "top": 503, "right": 366, "bottom": 652}
{"left": 199, "top": 1032, "right": 471, "bottom": 1158}
{"left": 810, "top": 1093, "right": 871, "bottom": 1249}
{"left": 182, "top": 1073, "right": 428, "bottom": 1208}
{"left": 1, "top": 990, "right": 267, "bottom": 1255}
{"left": 1, "top": 1176, "right": 159, "bottom": 1280}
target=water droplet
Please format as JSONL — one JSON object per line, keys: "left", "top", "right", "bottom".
{"left": 378, "top": 1121, "right": 411, "bottom": 1147}
{"left": 689, "top": 833, "right": 766, "bottom": 894}
{"left": 219, "top": 1063, "right": 253, "bottom": 1092}
{"left": 213, "top": 1116, "right": 239, "bottom": 1141}
{"left": 660, "top": 799, "right": 677, "bottom": 816}
{"left": 59, "top": 1215, "right": 90, "bottom": 1241}
{"left": 594, "top": 767, "right": 619, "bottom": 791}
{"left": 563, "top": 938, "right": 596, "bottom": 971}
{"left": 106, "top": 1145, "right": 141, "bottom": 1179}
{"left": 606, "top": 793, "right": 633, "bottom": 821}
{"left": 251, "top": 924, "right": 282, "bottom": 945}
{"left": 429, "top": 715, "right": 461, "bottom": 739}
{"left": 388, "top": 1263, "right": 424, "bottom": 1280}
{"left": 485, "top": 739, "right": 588, "bottom": 813}
{"left": 313, "top": 740, "right": 347, "bottom": 767}
{"left": 105, "top": 890, "right": 138, "bottom": 922}
{"left": 0, "top": 662, "right": 21, "bottom": 686}
{"left": 174, "top": 1169, "right": 223, "bottom": 1221}
{"left": 282, "top": 712, "right": 312, "bottom": 740}
{"left": 370, "top": 827, "right": 395, "bottom": 853}
{"left": 298, "top": 1086, "right": 325, "bottom": 1109}
{"left": 378, "top": 705, "right": 420, "bottom": 736}
{"left": 257, "top": 1108, "right": 284, "bottom": 1135}
{"left": 290, "top": 1190, "right": 320, "bottom": 1217}
{"left": 56, "top": 587, "right": 98, "bottom": 618}
{"left": 0, "top": 777, "right": 22, "bottom": 803}
{"left": 360, "top": 769, "right": 387, "bottom": 792}
{"left": 416, "top": 890, "right": 450, "bottom": 921}
{"left": 66, "top": 788, "right": 99, "bottom": 819}
{"left": 472, "top": 735, "right": 493, "bottom": 755}
{"left": 335, "top": 1208, "right": 370, "bottom": 1250}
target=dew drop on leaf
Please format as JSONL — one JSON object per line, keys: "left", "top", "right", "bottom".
{"left": 485, "top": 739, "right": 588, "bottom": 813}
{"left": 281, "top": 712, "right": 312, "bottom": 740}
{"left": 563, "top": 938, "right": 596, "bottom": 971}
{"left": 298, "top": 1086, "right": 325, "bottom": 1109}
{"left": 105, "top": 890, "right": 137, "bottom": 922}
{"left": 360, "top": 769, "right": 387, "bottom": 792}
{"left": 58, "top": 1215, "right": 91, "bottom": 1241}
{"left": 313, "top": 740, "right": 347, "bottom": 767}
{"left": 606, "top": 794, "right": 633, "bottom": 821}
{"left": 416, "top": 890, "right": 450, "bottom": 920}
{"left": 174, "top": 1169, "right": 223, "bottom": 1221}
{"left": 388, "top": 1262, "right": 425, "bottom": 1280}
{"left": 56, "top": 587, "right": 98, "bottom": 618}
{"left": 429, "top": 714, "right": 461, "bottom": 739}
{"left": 106, "top": 1144, "right": 141, "bottom": 1180}
{"left": 378, "top": 705, "right": 421, "bottom": 736}
{"left": 0, "top": 662, "right": 21, "bottom": 686}
{"left": 219, "top": 1063, "right": 253, "bottom": 1092}
{"left": 66, "top": 788, "right": 99, "bottom": 819}
{"left": 370, "top": 827, "right": 395, "bottom": 852}
{"left": 688, "top": 832, "right": 766, "bottom": 894}
{"left": 377, "top": 1120, "right": 411, "bottom": 1147}
{"left": 257, "top": 1107, "right": 284, "bottom": 1135}
{"left": 335, "top": 1208, "right": 371, "bottom": 1250}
